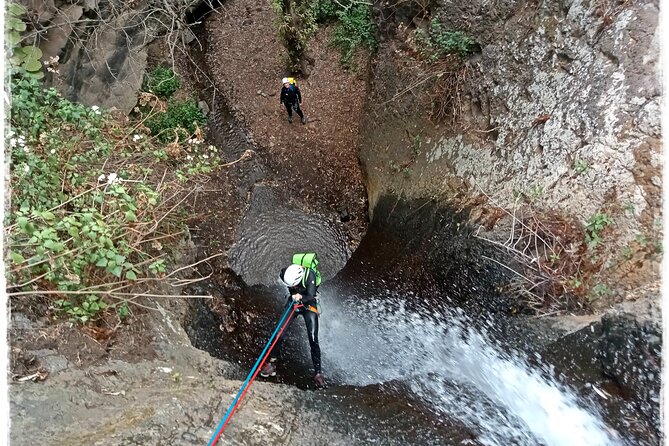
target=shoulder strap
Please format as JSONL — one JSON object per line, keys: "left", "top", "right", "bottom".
{"left": 301, "top": 267, "right": 312, "bottom": 288}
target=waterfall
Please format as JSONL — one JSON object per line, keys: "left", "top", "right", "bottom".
{"left": 320, "top": 291, "right": 623, "bottom": 446}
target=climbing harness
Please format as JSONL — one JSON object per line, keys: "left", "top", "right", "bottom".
{"left": 207, "top": 302, "right": 302, "bottom": 445}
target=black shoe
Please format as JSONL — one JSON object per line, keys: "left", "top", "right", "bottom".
{"left": 288, "top": 116, "right": 293, "bottom": 123}
{"left": 313, "top": 373, "right": 327, "bottom": 389}
{"left": 260, "top": 361, "right": 276, "bottom": 378}
{"left": 301, "top": 116, "right": 306, "bottom": 124}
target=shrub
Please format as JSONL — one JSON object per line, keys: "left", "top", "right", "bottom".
{"left": 331, "top": 3, "right": 377, "bottom": 69}
{"left": 144, "top": 66, "right": 181, "bottom": 98}
{"left": 145, "top": 99, "right": 207, "bottom": 143}
{"left": 415, "top": 18, "right": 477, "bottom": 62}
{"left": 271, "top": 0, "right": 318, "bottom": 73}
{"left": 585, "top": 213, "right": 613, "bottom": 249}
{"left": 313, "top": 0, "right": 342, "bottom": 23}
{"left": 7, "top": 75, "right": 218, "bottom": 323}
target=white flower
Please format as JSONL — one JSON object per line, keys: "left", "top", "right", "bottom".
{"left": 91, "top": 105, "right": 101, "bottom": 115}
{"left": 132, "top": 134, "right": 143, "bottom": 142}
{"left": 23, "top": 165, "right": 29, "bottom": 173}
{"left": 50, "top": 149, "right": 56, "bottom": 154}
{"left": 202, "top": 154, "right": 209, "bottom": 159}
{"left": 208, "top": 145, "right": 217, "bottom": 152}
{"left": 17, "top": 136, "right": 25, "bottom": 146}
{"left": 9, "top": 138, "right": 16, "bottom": 148}
{"left": 22, "top": 146, "right": 30, "bottom": 153}
{"left": 106, "top": 172, "right": 119, "bottom": 185}
{"left": 98, "top": 174, "right": 106, "bottom": 182}
{"left": 186, "top": 155, "right": 192, "bottom": 161}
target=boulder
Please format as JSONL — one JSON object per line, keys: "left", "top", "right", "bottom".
{"left": 598, "top": 296, "right": 661, "bottom": 431}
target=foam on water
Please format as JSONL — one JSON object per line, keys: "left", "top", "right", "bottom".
{"left": 319, "top": 290, "right": 623, "bottom": 446}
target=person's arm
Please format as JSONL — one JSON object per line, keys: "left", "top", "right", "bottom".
{"left": 296, "top": 87, "right": 302, "bottom": 104}
{"left": 289, "top": 270, "right": 317, "bottom": 304}
{"left": 301, "top": 270, "right": 317, "bottom": 304}
{"left": 280, "top": 88, "right": 286, "bottom": 104}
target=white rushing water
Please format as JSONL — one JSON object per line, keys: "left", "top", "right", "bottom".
{"left": 319, "top": 290, "right": 623, "bottom": 446}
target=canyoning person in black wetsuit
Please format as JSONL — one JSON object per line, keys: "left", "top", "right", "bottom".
{"left": 260, "top": 258, "right": 326, "bottom": 388}
{"left": 279, "top": 77, "right": 306, "bottom": 124}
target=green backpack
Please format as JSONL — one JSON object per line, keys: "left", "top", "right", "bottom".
{"left": 292, "top": 252, "right": 321, "bottom": 287}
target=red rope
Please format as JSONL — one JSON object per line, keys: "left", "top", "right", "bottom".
{"left": 210, "top": 303, "right": 300, "bottom": 444}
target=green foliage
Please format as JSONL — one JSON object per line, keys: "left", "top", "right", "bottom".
{"left": 621, "top": 245, "right": 633, "bottom": 260}
{"left": 585, "top": 213, "right": 613, "bottom": 249}
{"left": 633, "top": 233, "right": 663, "bottom": 260}
{"left": 410, "top": 134, "right": 422, "bottom": 158}
{"left": 331, "top": 3, "right": 377, "bottom": 69}
{"left": 574, "top": 159, "right": 589, "bottom": 175}
{"left": 312, "top": 0, "right": 341, "bottom": 23}
{"left": 415, "top": 18, "right": 477, "bottom": 62}
{"left": 7, "top": 74, "right": 217, "bottom": 324}
{"left": 145, "top": 99, "right": 207, "bottom": 143}
{"left": 149, "top": 259, "right": 167, "bottom": 276}
{"left": 56, "top": 296, "right": 108, "bottom": 323}
{"left": 175, "top": 144, "right": 221, "bottom": 182}
{"left": 272, "top": 0, "right": 318, "bottom": 72}
{"left": 144, "top": 66, "right": 181, "bottom": 98}
{"left": 588, "top": 283, "right": 612, "bottom": 302}
{"left": 271, "top": 0, "right": 376, "bottom": 71}
{"left": 527, "top": 184, "right": 544, "bottom": 200}
{"left": 117, "top": 302, "right": 131, "bottom": 319}
{"left": 7, "top": 3, "right": 45, "bottom": 79}
{"left": 10, "top": 46, "right": 44, "bottom": 79}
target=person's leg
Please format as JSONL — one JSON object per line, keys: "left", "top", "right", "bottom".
{"left": 302, "top": 310, "right": 321, "bottom": 374}
{"left": 294, "top": 104, "right": 306, "bottom": 123}
{"left": 284, "top": 102, "right": 293, "bottom": 122}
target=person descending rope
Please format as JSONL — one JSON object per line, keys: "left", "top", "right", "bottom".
{"left": 260, "top": 253, "right": 326, "bottom": 388}
{"left": 279, "top": 77, "right": 306, "bottom": 124}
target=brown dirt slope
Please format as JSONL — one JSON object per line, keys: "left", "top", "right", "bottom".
{"left": 204, "top": 0, "right": 369, "bottom": 248}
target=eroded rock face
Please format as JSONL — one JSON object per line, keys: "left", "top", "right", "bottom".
{"left": 431, "top": 0, "right": 660, "bottom": 230}
{"left": 19, "top": 0, "right": 199, "bottom": 113}
{"left": 361, "top": 0, "right": 660, "bottom": 294}
{"left": 372, "top": 0, "right": 660, "bottom": 219}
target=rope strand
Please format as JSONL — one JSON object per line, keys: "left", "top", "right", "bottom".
{"left": 208, "top": 302, "right": 300, "bottom": 445}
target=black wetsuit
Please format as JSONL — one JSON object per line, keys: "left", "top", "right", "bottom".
{"left": 271, "top": 269, "right": 321, "bottom": 374}
{"left": 279, "top": 84, "right": 305, "bottom": 120}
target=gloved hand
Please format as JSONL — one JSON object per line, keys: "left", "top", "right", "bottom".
{"left": 292, "top": 293, "right": 302, "bottom": 302}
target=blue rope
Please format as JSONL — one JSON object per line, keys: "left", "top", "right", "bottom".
{"left": 207, "top": 302, "right": 295, "bottom": 445}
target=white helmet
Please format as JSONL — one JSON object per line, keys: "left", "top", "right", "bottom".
{"left": 282, "top": 77, "right": 290, "bottom": 84}
{"left": 281, "top": 264, "right": 304, "bottom": 287}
